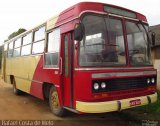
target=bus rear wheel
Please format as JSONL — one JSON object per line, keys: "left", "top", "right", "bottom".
{"left": 49, "top": 86, "right": 66, "bottom": 117}
{"left": 12, "top": 78, "right": 23, "bottom": 95}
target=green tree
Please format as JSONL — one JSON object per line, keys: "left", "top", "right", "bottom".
{"left": 8, "top": 28, "right": 26, "bottom": 40}
{"left": 1, "top": 28, "right": 27, "bottom": 69}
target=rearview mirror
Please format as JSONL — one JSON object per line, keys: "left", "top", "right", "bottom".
{"left": 74, "top": 23, "right": 84, "bottom": 41}
{"left": 151, "top": 32, "right": 156, "bottom": 46}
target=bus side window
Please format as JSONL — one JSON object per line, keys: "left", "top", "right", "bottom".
{"left": 4, "top": 44, "right": 8, "bottom": 51}
{"left": 21, "top": 33, "right": 32, "bottom": 56}
{"left": 45, "top": 28, "right": 60, "bottom": 67}
{"left": 8, "top": 42, "right": 14, "bottom": 58}
{"left": 14, "top": 38, "right": 21, "bottom": 57}
{"left": 64, "top": 35, "right": 69, "bottom": 76}
{"left": 32, "top": 27, "right": 45, "bottom": 54}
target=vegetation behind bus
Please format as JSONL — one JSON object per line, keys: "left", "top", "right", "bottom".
{"left": 7, "top": 28, "right": 26, "bottom": 41}
{"left": 0, "top": 28, "right": 26, "bottom": 69}
{"left": 121, "top": 91, "right": 160, "bottom": 122}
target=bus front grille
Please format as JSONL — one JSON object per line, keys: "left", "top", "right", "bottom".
{"left": 92, "top": 76, "right": 156, "bottom": 93}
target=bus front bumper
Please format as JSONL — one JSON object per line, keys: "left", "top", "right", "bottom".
{"left": 76, "top": 93, "right": 157, "bottom": 113}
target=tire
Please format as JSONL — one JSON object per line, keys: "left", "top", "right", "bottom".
{"left": 12, "top": 78, "right": 23, "bottom": 95}
{"left": 49, "top": 86, "right": 66, "bottom": 117}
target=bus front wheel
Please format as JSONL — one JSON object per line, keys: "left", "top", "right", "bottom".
{"left": 49, "top": 86, "right": 66, "bottom": 117}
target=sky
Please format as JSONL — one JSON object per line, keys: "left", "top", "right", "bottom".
{"left": 0, "top": 0, "right": 160, "bottom": 45}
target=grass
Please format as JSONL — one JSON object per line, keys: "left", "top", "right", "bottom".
{"left": 137, "top": 91, "right": 160, "bottom": 113}
{"left": 121, "top": 91, "right": 160, "bottom": 121}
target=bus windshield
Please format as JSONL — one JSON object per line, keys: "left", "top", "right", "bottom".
{"left": 126, "top": 21, "right": 152, "bottom": 66}
{"left": 79, "top": 15, "right": 152, "bottom": 67}
{"left": 79, "top": 15, "right": 126, "bottom": 66}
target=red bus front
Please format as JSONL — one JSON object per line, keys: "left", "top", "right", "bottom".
{"left": 70, "top": 3, "right": 157, "bottom": 113}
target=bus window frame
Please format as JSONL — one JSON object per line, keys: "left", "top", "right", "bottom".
{"left": 13, "top": 47, "right": 21, "bottom": 57}
{"left": 21, "top": 32, "right": 33, "bottom": 56}
{"left": 4, "top": 43, "right": 8, "bottom": 51}
{"left": 44, "top": 28, "right": 61, "bottom": 68}
{"left": 7, "top": 41, "right": 14, "bottom": 58}
{"left": 125, "top": 19, "right": 152, "bottom": 66}
{"left": 13, "top": 37, "right": 22, "bottom": 57}
{"left": 78, "top": 13, "right": 127, "bottom": 67}
{"left": 14, "top": 38, "right": 22, "bottom": 48}
{"left": 32, "top": 26, "right": 45, "bottom": 55}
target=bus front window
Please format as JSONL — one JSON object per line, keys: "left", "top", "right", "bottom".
{"left": 126, "top": 21, "right": 152, "bottom": 66}
{"left": 79, "top": 15, "right": 126, "bottom": 66}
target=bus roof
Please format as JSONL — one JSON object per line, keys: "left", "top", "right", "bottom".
{"left": 48, "top": 2, "right": 147, "bottom": 29}
{"left": 4, "top": 2, "right": 147, "bottom": 45}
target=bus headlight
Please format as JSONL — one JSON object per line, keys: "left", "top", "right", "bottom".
{"left": 101, "top": 82, "right": 106, "bottom": 89}
{"left": 93, "top": 83, "right": 99, "bottom": 90}
{"left": 151, "top": 78, "right": 155, "bottom": 84}
{"left": 147, "top": 78, "right": 150, "bottom": 84}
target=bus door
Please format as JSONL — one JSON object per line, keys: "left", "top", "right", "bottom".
{"left": 61, "top": 32, "right": 74, "bottom": 108}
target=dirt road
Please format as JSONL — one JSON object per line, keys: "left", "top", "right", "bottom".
{"left": 0, "top": 80, "right": 140, "bottom": 126}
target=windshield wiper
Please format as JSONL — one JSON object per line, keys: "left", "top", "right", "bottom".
{"left": 139, "top": 21, "right": 151, "bottom": 58}
{"left": 85, "top": 43, "right": 118, "bottom": 47}
{"left": 139, "top": 21, "right": 150, "bottom": 43}
{"left": 129, "top": 49, "right": 140, "bottom": 54}
{"left": 106, "top": 43, "right": 119, "bottom": 46}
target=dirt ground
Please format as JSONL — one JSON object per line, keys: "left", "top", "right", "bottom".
{"left": 0, "top": 80, "right": 142, "bottom": 126}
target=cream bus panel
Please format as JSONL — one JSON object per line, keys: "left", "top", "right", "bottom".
{"left": 15, "top": 78, "right": 31, "bottom": 93}
{"left": 46, "top": 15, "right": 59, "bottom": 31}
{"left": 6, "top": 55, "right": 41, "bottom": 93}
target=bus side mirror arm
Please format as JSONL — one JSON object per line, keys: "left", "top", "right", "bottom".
{"left": 74, "top": 23, "right": 84, "bottom": 41}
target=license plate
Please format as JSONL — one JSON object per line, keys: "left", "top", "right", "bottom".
{"left": 130, "top": 99, "right": 141, "bottom": 107}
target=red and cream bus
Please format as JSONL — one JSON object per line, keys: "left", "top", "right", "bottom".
{"left": 2, "top": 2, "right": 157, "bottom": 116}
